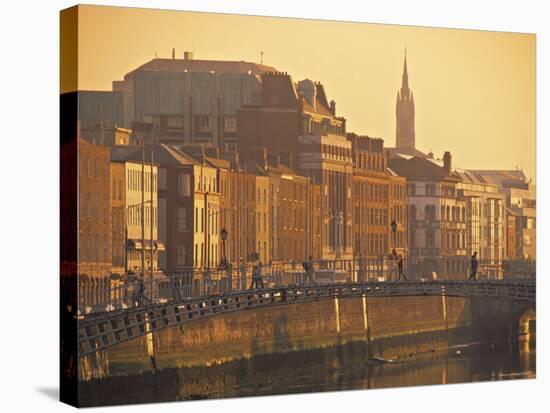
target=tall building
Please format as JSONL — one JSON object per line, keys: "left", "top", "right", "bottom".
{"left": 112, "top": 52, "right": 277, "bottom": 151}
{"left": 238, "top": 72, "right": 353, "bottom": 261}
{"left": 396, "top": 51, "right": 415, "bottom": 152}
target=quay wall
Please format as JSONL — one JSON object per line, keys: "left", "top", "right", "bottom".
{"left": 79, "top": 295, "right": 474, "bottom": 379}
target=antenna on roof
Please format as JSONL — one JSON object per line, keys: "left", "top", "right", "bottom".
{"left": 260, "top": 51, "right": 264, "bottom": 64}
{"left": 154, "top": 52, "right": 158, "bottom": 59}
{"left": 98, "top": 105, "right": 104, "bottom": 145}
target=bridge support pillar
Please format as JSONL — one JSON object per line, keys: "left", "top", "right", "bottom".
{"left": 362, "top": 293, "right": 373, "bottom": 359}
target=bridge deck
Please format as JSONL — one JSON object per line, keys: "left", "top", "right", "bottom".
{"left": 77, "top": 280, "right": 535, "bottom": 358}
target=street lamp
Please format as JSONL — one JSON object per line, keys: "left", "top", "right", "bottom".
{"left": 390, "top": 219, "right": 397, "bottom": 234}
{"left": 390, "top": 219, "right": 398, "bottom": 253}
{"left": 220, "top": 227, "right": 228, "bottom": 268}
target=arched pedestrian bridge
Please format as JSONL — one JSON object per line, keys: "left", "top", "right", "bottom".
{"left": 78, "top": 280, "right": 535, "bottom": 358}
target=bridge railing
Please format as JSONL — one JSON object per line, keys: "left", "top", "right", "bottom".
{"left": 77, "top": 279, "right": 536, "bottom": 358}
{"left": 76, "top": 257, "right": 535, "bottom": 314}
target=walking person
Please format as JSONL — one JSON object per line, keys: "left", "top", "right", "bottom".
{"left": 397, "top": 255, "right": 408, "bottom": 281}
{"left": 249, "top": 262, "right": 265, "bottom": 290}
{"left": 469, "top": 252, "right": 478, "bottom": 281}
{"left": 303, "top": 256, "right": 315, "bottom": 284}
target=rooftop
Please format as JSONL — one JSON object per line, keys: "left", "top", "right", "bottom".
{"left": 389, "top": 155, "right": 460, "bottom": 181}
{"left": 124, "top": 58, "right": 277, "bottom": 80}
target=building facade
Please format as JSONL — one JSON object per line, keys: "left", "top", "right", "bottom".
{"left": 455, "top": 170, "right": 506, "bottom": 275}
{"left": 469, "top": 170, "right": 536, "bottom": 260}
{"left": 390, "top": 152, "right": 467, "bottom": 278}
{"left": 238, "top": 73, "right": 353, "bottom": 261}
{"left": 77, "top": 138, "right": 112, "bottom": 307}
{"left": 112, "top": 52, "right": 277, "bottom": 151}
{"left": 109, "top": 161, "right": 126, "bottom": 274}
{"left": 124, "top": 160, "right": 160, "bottom": 274}
{"left": 349, "top": 134, "right": 390, "bottom": 259}
{"left": 388, "top": 170, "right": 408, "bottom": 255}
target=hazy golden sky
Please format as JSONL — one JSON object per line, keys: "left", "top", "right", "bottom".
{"left": 73, "top": 5, "right": 536, "bottom": 181}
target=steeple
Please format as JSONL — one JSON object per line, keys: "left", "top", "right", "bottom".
{"left": 395, "top": 48, "right": 416, "bottom": 152}
{"left": 401, "top": 49, "right": 409, "bottom": 93}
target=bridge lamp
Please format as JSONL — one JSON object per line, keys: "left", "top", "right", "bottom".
{"left": 390, "top": 220, "right": 398, "bottom": 252}
{"left": 220, "top": 227, "right": 228, "bottom": 267}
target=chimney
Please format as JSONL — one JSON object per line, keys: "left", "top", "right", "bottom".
{"left": 172, "top": 48, "right": 175, "bottom": 59}
{"left": 184, "top": 51, "right": 193, "bottom": 60}
{"left": 329, "top": 100, "right": 336, "bottom": 115}
{"left": 443, "top": 151, "right": 452, "bottom": 174}
{"left": 297, "top": 79, "right": 316, "bottom": 111}
{"left": 263, "top": 148, "right": 268, "bottom": 171}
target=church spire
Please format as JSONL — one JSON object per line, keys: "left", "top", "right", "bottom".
{"left": 401, "top": 48, "right": 409, "bottom": 93}
{"left": 395, "top": 48, "right": 415, "bottom": 152}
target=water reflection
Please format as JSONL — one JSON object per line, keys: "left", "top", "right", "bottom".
{"left": 79, "top": 331, "right": 535, "bottom": 407}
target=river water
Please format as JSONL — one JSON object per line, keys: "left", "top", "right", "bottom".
{"left": 78, "top": 331, "right": 535, "bottom": 406}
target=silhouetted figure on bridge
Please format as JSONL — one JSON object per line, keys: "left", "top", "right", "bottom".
{"left": 303, "top": 256, "right": 315, "bottom": 284}
{"left": 469, "top": 252, "right": 478, "bottom": 281}
{"left": 397, "top": 254, "right": 407, "bottom": 281}
{"left": 249, "top": 262, "right": 265, "bottom": 290}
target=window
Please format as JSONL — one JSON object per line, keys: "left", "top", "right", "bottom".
{"left": 195, "top": 115, "right": 211, "bottom": 133}
{"left": 195, "top": 207, "right": 199, "bottom": 231}
{"left": 104, "top": 195, "right": 108, "bottom": 223}
{"left": 424, "top": 205, "right": 435, "bottom": 221}
{"left": 223, "top": 116, "right": 237, "bottom": 133}
{"left": 194, "top": 244, "right": 198, "bottom": 266}
{"left": 177, "top": 244, "right": 187, "bottom": 266}
{"left": 163, "top": 115, "right": 184, "bottom": 134}
{"left": 95, "top": 194, "right": 100, "bottom": 222}
{"left": 426, "top": 183, "right": 436, "bottom": 196}
{"left": 178, "top": 207, "right": 188, "bottom": 232}
{"left": 178, "top": 174, "right": 191, "bottom": 197}
{"left": 426, "top": 230, "right": 435, "bottom": 248}
{"left": 87, "top": 192, "right": 92, "bottom": 219}
{"left": 408, "top": 183, "right": 416, "bottom": 196}
{"left": 80, "top": 156, "right": 86, "bottom": 177}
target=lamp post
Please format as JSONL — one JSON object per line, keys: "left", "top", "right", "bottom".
{"left": 220, "top": 227, "right": 228, "bottom": 268}
{"left": 390, "top": 219, "right": 397, "bottom": 249}
{"left": 390, "top": 219, "right": 398, "bottom": 281}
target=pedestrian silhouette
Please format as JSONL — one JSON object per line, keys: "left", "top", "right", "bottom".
{"left": 397, "top": 255, "right": 407, "bottom": 281}
{"left": 249, "top": 262, "right": 265, "bottom": 290}
{"left": 303, "top": 256, "right": 315, "bottom": 284}
{"left": 469, "top": 252, "right": 478, "bottom": 281}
